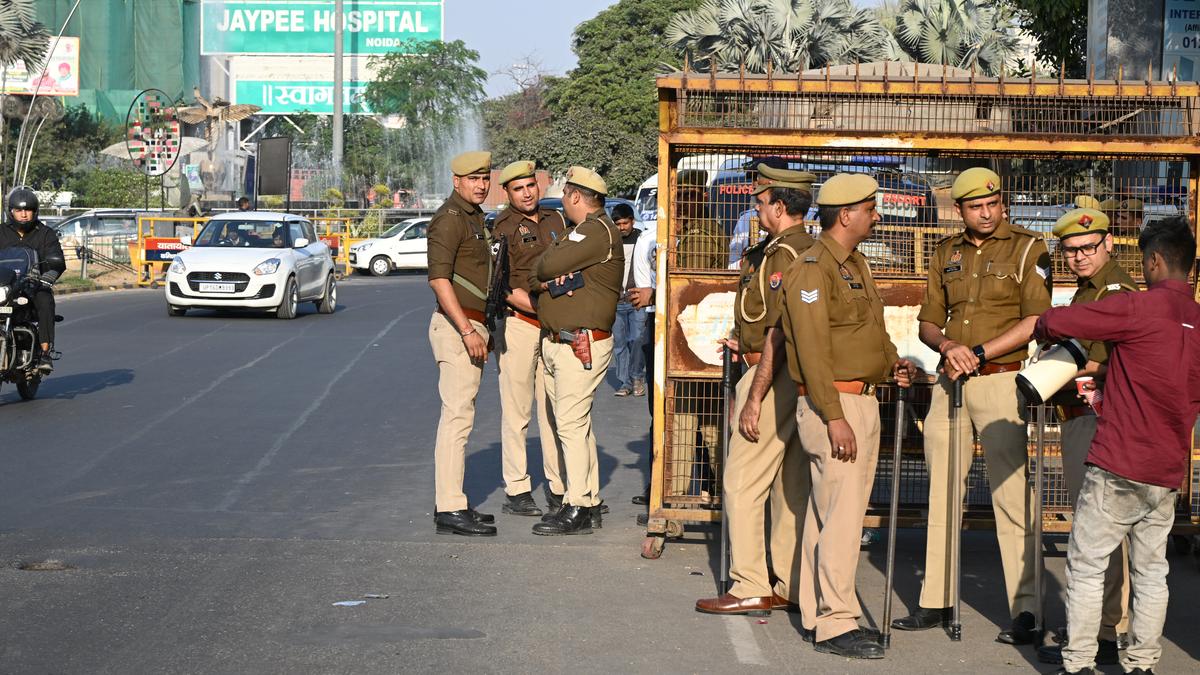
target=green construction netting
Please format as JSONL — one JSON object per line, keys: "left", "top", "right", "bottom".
{"left": 35, "top": 0, "right": 200, "bottom": 120}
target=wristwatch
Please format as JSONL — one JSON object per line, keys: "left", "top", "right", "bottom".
{"left": 972, "top": 344, "right": 987, "bottom": 367}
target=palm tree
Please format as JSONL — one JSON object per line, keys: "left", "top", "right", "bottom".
{"left": 886, "top": 0, "right": 1017, "bottom": 76}
{"left": 666, "top": 0, "right": 902, "bottom": 73}
{"left": 0, "top": 0, "right": 49, "bottom": 198}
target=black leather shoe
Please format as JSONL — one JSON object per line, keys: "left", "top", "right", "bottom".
{"left": 996, "top": 611, "right": 1038, "bottom": 645}
{"left": 814, "top": 629, "right": 884, "bottom": 659}
{"left": 891, "top": 607, "right": 950, "bottom": 631}
{"left": 435, "top": 510, "right": 497, "bottom": 536}
{"left": 37, "top": 352, "right": 53, "bottom": 373}
{"left": 544, "top": 488, "right": 563, "bottom": 513}
{"left": 502, "top": 492, "right": 542, "bottom": 516}
{"left": 598, "top": 500, "right": 609, "bottom": 514}
{"left": 1052, "top": 668, "right": 1095, "bottom": 675}
{"left": 467, "top": 508, "right": 494, "bottom": 524}
{"left": 532, "top": 505, "right": 593, "bottom": 535}
{"left": 636, "top": 512, "right": 648, "bottom": 526}
{"left": 1038, "top": 639, "right": 1119, "bottom": 665}
{"left": 632, "top": 492, "right": 649, "bottom": 505}
{"left": 800, "top": 627, "right": 815, "bottom": 644}
{"left": 1126, "top": 669, "right": 1153, "bottom": 675}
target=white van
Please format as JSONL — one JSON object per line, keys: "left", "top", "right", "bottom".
{"left": 633, "top": 153, "right": 750, "bottom": 229}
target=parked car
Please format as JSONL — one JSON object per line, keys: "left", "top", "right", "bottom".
{"left": 165, "top": 212, "right": 336, "bottom": 319}
{"left": 348, "top": 217, "right": 430, "bottom": 275}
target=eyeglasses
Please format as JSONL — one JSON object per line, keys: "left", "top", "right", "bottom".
{"left": 1060, "top": 241, "right": 1103, "bottom": 258}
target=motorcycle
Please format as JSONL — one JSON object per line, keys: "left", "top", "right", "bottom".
{"left": 0, "top": 247, "right": 58, "bottom": 400}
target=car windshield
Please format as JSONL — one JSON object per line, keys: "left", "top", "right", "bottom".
{"left": 381, "top": 222, "right": 409, "bottom": 238}
{"left": 195, "top": 220, "right": 289, "bottom": 248}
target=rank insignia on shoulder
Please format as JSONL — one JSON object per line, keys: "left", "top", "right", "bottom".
{"left": 1106, "top": 283, "right": 1123, "bottom": 291}
{"left": 769, "top": 271, "right": 783, "bottom": 289}
{"left": 800, "top": 288, "right": 819, "bottom": 303}
{"left": 804, "top": 256, "right": 818, "bottom": 263}
{"left": 1035, "top": 264, "right": 1049, "bottom": 280}
{"left": 447, "top": 209, "right": 460, "bottom": 216}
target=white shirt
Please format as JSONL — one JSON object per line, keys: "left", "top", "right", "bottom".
{"left": 631, "top": 227, "right": 657, "bottom": 313}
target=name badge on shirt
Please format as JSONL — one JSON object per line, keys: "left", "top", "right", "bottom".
{"left": 522, "top": 234, "right": 538, "bottom": 244}
{"left": 943, "top": 264, "right": 962, "bottom": 274}
{"left": 848, "top": 282, "right": 864, "bottom": 290}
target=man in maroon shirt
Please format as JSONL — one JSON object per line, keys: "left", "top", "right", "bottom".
{"left": 1032, "top": 217, "right": 1200, "bottom": 675}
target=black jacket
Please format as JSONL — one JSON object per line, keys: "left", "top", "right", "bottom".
{"left": 0, "top": 220, "right": 67, "bottom": 282}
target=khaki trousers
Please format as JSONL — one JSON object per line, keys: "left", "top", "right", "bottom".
{"left": 541, "top": 335, "right": 613, "bottom": 508}
{"left": 919, "top": 372, "right": 1036, "bottom": 617}
{"left": 429, "top": 312, "right": 489, "bottom": 513}
{"left": 725, "top": 364, "right": 809, "bottom": 600}
{"left": 496, "top": 317, "right": 565, "bottom": 496}
{"left": 1060, "top": 414, "right": 1129, "bottom": 640}
{"left": 795, "top": 392, "right": 880, "bottom": 641}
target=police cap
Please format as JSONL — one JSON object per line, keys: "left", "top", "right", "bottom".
{"left": 816, "top": 173, "right": 878, "bottom": 207}
{"left": 951, "top": 167, "right": 1002, "bottom": 202}
{"left": 566, "top": 166, "right": 607, "bottom": 196}
{"left": 1053, "top": 208, "right": 1110, "bottom": 240}
{"left": 451, "top": 151, "right": 492, "bottom": 176}
{"left": 498, "top": 160, "right": 536, "bottom": 186}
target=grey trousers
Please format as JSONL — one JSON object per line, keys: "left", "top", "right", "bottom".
{"left": 1063, "top": 465, "right": 1176, "bottom": 672}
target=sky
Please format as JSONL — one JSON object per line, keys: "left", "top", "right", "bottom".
{"left": 442, "top": 0, "right": 617, "bottom": 97}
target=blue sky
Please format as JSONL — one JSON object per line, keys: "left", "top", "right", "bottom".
{"left": 443, "top": 0, "right": 620, "bottom": 97}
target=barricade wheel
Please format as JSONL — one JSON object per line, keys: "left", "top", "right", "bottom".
{"left": 665, "top": 520, "right": 685, "bottom": 539}
{"left": 641, "top": 535, "right": 666, "bottom": 560}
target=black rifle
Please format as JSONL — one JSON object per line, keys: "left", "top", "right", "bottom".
{"left": 483, "top": 234, "right": 511, "bottom": 332}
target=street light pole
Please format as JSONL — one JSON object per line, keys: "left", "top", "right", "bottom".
{"left": 332, "top": 0, "right": 344, "bottom": 187}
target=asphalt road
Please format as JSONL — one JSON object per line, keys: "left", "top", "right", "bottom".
{"left": 1, "top": 276, "right": 1197, "bottom": 673}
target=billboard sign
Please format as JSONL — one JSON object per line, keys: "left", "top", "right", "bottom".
{"left": 0, "top": 37, "right": 80, "bottom": 96}
{"left": 1164, "top": 0, "right": 1200, "bottom": 80}
{"left": 201, "top": 0, "right": 443, "bottom": 55}
{"left": 235, "top": 79, "right": 373, "bottom": 114}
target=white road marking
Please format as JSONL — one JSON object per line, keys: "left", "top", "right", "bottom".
{"left": 723, "top": 615, "right": 768, "bottom": 666}
{"left": 216, "top": 306, "right": 419, "bottom": 511}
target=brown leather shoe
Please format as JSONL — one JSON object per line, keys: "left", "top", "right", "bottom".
{"left": 771, "top": 593, "right": 800, "bottom": 613}
{"left": 695, "top": 593, "right": 772, "bottom": 617}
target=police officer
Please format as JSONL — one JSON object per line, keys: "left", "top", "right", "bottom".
{"left": 675, "top": 169, "right": 727, "bottom": 270}
{"left": 426, "top": 151, "right": 498, "bottom": 537}
{"left": 530, "top": 167, "right": 623, "bottom": 535}
{"left": 0, "top": 188, "right": 65, "bottom": 373}
{"left": 492, "top": 160, "right": 567, "bottom": 517}
{"left": 893, "top": 167, "right": 1052, "bottom": 644}
{"left": 781, "top": 173, "right": 916, "bottom": 658}
{"left": 695, "top": 165, "right": 815, "bottom": 617}
{"left": 985, "top": 208, "right": 1137, "bottom": 665}
{"left": 1115, "top": 198, "right": 1144, "bottom": 232}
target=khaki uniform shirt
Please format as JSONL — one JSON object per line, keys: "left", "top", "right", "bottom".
{"left": 732, "top": 225, "right": 815, "bottom": 354}
{"left": 676, "top": 217, "right": 729, "bottom": 270}
{"left": 1069, "top": 259, "right": 1139, "bottom": 364}
{"left": 534, "top": 208, "right": 624, "bottom": 334}
{"left": 782, "top": 233, "right": 899, "bottom": 421}
{"left": 493, "top": 207, "right": 567, "bottom": 298}
{"left": 426, "top": 191, "right": 491, "bottom": 313}
{"left": 917, "top": 220, "right": 1052, "bottom": 364}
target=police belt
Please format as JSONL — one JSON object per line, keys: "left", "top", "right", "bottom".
{"left": 543, "top": 328, "right": 612, "bottom": 343}
{"left": 742, "top": 352, "right": 762, "bottom": 367}
{"left": 796, "top": 380, "right": 876, "bottom": 397}
{"left": 977, "top": 361, "right": 1023, "bottom": 376}
{"left": 437, "top": 306, "right": 486, "bottom": 325}
{"left": 509, "top": 308, "right": 541, "bottom": 329}
{"left": 1056, "top": 404, "right": 1095, "bottom": 422}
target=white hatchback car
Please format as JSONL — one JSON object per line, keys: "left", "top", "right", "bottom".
{"left": 165, "top": 212, "right": 336, "bottom": 319}
{"left": 348, "top": 217, "right": 430, "bottom": 276}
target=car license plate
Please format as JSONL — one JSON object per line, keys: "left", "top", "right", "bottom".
{"left": 199, "top": 282, "right": 236, "bottom": 293}
{"left": 0, "top": 306, "right": 11, "bottom": 314}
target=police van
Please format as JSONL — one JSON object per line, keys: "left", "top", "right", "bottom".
{"left": 634, "top": 153, "right": 750, "bottom": 229}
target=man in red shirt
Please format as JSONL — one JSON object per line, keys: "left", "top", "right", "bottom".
{"left": 1032, "top": 217, "right": 1200, "bottom": 675}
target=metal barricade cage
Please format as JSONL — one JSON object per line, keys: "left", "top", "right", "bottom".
{"left": 644, "top": 63, "right": 1200, "bottom": 557}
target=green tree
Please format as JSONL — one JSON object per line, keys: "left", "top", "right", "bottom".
{"left": 68, "top": 168, "right": 162, "bottom": 208}
{"left": 1001, "top": 0, "right": 1085, "bottom": 77}
{"left": 15, "top": 106, "right": 123, "bottom": 189}
{"left": 886, "top": 0, "right": 1018, "bottom": 76}
{"left": 666, "top": 0, "right": 901, "bottom": 74}
{"left": 0, "top": 0, "right": 49, "bottom": 197}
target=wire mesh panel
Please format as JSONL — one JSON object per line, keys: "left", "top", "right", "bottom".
{"left": 664, "top": 378, "right": 725, "bottom": 508}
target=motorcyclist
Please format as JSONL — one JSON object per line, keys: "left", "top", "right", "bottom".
{"left": 0, "top": 188, "right": 65, "bottom": 373}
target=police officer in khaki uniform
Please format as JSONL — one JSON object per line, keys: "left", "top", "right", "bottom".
{"left": 983, "top": 208, "right": 1137, "bottom": 665}
{"left": 427, "top": 151, "right": 498, "bottom": 537}
{"left": 893, "top": 167, "right": 1052, "bottom": 643}
{"left": 695, "top": 165, "right": 815, "bottom": 617}
{"left": 492, "top": 160, "right": 568, "bottom": 517}
{"left": 781, "top": 173, "right": 916, "bottom": 658}
{"left": 675, "top": 169, "right": 728, "bottom": 270}
{"left": 530, "top": 167, "right": 624, "bottom": 535}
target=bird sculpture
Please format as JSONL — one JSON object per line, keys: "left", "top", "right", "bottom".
{"left": 175, "top": 87, "right": 260, "bottom": 147}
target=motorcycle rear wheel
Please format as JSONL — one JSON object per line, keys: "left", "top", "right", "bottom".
{"left": 17, "top": 375, "right": 39, "bottom": 400}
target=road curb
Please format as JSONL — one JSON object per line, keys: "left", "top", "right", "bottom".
{"left": 56, "top": 282, "right": 142, "bottom": 295}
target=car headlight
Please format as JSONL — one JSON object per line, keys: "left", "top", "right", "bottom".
{"left": 168, "top": 257, "right": 186, "bottom": 274}
{"left": 355, "top": 241, "right": 372, "bottom": 251}
{"left": 253, "top": 258, "right": 281, "bottom": 276}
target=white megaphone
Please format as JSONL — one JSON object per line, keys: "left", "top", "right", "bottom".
{"left": 1015, "top": 339, "right": 1088, "bottom": 405}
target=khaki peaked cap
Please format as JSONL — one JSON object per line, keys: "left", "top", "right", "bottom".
{"left": 451, "top": 151, "right": 492, "bottom": 176}
{"left": 565, "top": 166, "right": 607, "bottom": 195}
{"left": 1073, "top": 195, "right": 1102, "bottom": 210}
{"left": 951, "top": 167, "right": 1002, "bottom": 202}
{"left": 1053, "top": 207, "right": 1110, "bottom": 239}
{"left": 752, "top": 164, "right": 817, "bottom": 195}
{"left": 816, "top": 173, "right": 878, "bottom": 207}
{"left": 499, "top": 160, "right": 536, "bottom": 186}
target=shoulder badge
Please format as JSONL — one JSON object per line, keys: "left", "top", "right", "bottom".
{"left": 447, "top": 208, "right": 460, "bottom": 216}
{"left": 949, "top": 249, "right": 962, "bottom": 265}
{"left": 769, "top": 271, "right": 783, "bottom": 290}
{"left": 804, "top": 256, "right": 818, "bottom": 263}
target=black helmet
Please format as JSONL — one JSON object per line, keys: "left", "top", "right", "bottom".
{"left": 6, "top": 187, "right": 38, "bottom": 216}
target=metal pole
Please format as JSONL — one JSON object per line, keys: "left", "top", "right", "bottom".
{"left": 949, "top": 378, "right": 964, "bottom": 641}
{"left": 881, "top": 383, "right": 908, "bottom": 649}
{"left": 331, "top": 0, "right": 344, "bottom": 186}
{"left": 719, "top": 345, "right": 736, "bottom": 592}
{"left": 1034, "top": 403, "right": 1047, "bottom": 638}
